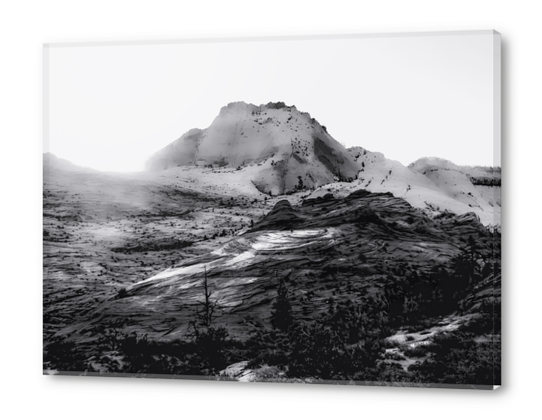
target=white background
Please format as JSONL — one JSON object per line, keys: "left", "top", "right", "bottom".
{"left": 0, "top": 1, "right": 539, "bottom": 419}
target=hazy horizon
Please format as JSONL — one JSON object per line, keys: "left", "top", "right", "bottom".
{"left": 43, "top": 135, "right": 501, "bottom": 175}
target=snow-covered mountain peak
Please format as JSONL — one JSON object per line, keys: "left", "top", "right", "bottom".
{"left": 146, "top": 102, "right": 359, "bottom": 194}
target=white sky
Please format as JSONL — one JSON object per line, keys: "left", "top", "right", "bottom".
{"left": 45, "top": 31, "right": 499, "bottom": 172}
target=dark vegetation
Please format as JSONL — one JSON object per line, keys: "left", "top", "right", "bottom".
{"left": 111, "top": 240, "right": 193, "bottom": 254}
{"left": 45, "top": 233, "right": 500, "bottom": 386}
{"left": 469, "top": 177, "right": 501, "bottom": 187}
{"left": 408, "top": 306, "right": 501, "bottom": 386}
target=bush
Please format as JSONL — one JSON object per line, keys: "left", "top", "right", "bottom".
{"left": 44, "top": 337, "right": 87, "bottom": 372}
{"left": 116, "top": 288, "right": 129, "bottom": 299}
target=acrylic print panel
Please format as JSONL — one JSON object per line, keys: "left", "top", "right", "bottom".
{"left": 43, "top": 31, "right": 501, "bottom": 389}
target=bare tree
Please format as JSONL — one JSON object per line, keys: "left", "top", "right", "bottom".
{"left": 188, "top": 266, "right": 221, "bottom": 337}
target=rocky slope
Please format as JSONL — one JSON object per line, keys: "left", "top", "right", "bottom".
{"left": 43, "top": 155, "right": 271, "bottom": 340}
{"left": 54, "top": 189, "right": 496, "bottom": 343}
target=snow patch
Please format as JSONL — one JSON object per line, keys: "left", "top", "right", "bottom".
{"left": 223, "top": 251, "right": 255, "bottom": 268}
{"left": 138, "top": 262, "right": 208, "bottom": 283}
{"left": 252, "top": 228, "right": 337, "bottom": 251}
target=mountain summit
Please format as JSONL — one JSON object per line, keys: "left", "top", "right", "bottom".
{"left": 145, "top": 102, "right": 359, "bottom": 195}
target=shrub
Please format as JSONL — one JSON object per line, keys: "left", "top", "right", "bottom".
{"left": 116, "top": 288, "right": 129, "bottom": 299}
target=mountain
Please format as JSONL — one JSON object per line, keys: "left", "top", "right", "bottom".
{"left": 43, "top": 152, "right": 97, "bottom": 174}
{"left": 145, "top": 103, "right": 500, "bottom": 226}
{"left": 145, "top": 102, "right": 359, "bottom": 195}
{"left": 43, "top": 104, "right": 500, "bottom": 386}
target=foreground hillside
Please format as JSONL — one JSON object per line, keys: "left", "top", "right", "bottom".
{"left": 45, "top": 178, "right": 501, "bottom": 387}
{"left": 56, "top": 190, "right": 494, "bottom": 338}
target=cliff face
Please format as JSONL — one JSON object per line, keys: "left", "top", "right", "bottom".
{"left": 145, "top": 102, "right": 359, "bottom": 194}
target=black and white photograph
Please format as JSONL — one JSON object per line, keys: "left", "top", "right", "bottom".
{"left": 43, "top": 30, "right": 501, "bottom": 389}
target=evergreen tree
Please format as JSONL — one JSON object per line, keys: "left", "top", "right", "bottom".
{"left": 453, "top": 235, "right": 482, "bottom": 286}
{"left": 271, "top": 275, "right": 293, "bottom": 332}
